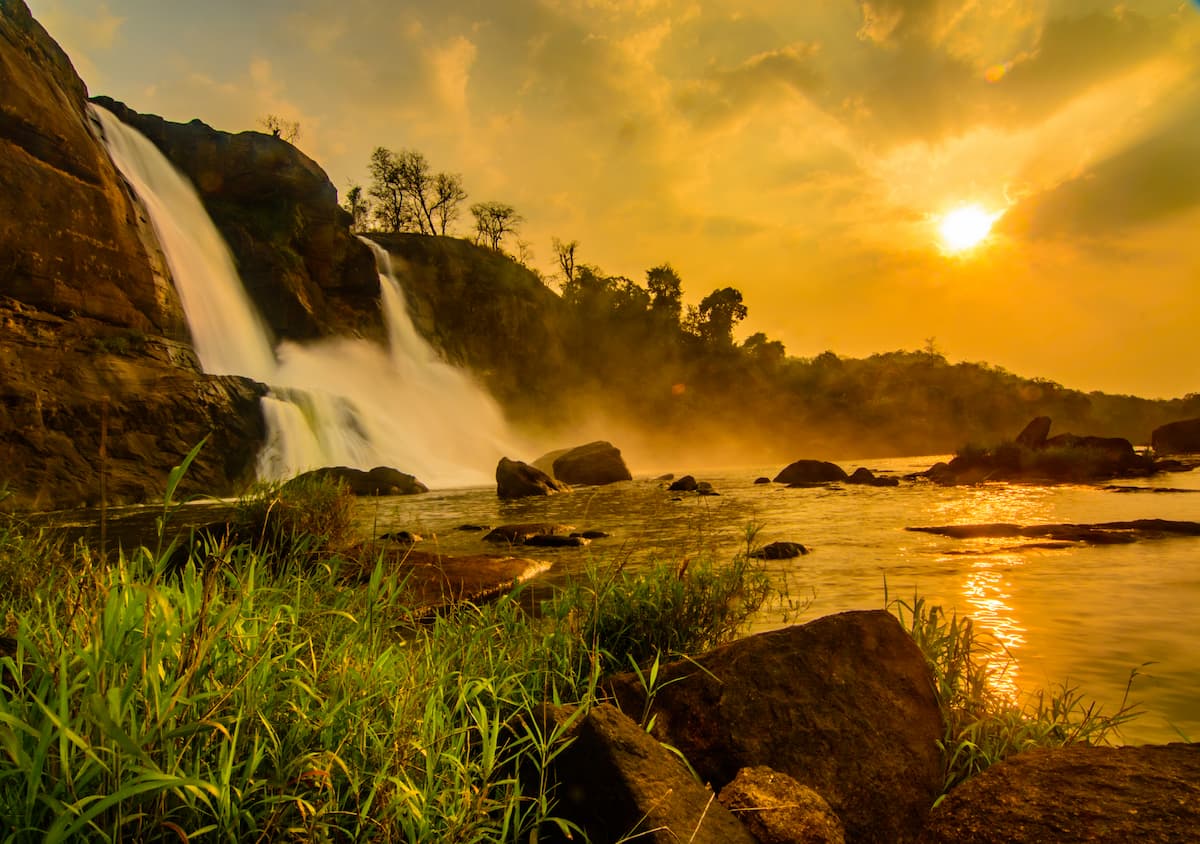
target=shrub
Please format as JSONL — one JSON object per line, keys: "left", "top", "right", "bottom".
{"left": 544, "top": 540, "right": 776, "bottom": 674}
{"left": 232, "top": 474, "right": 356, "bottom": 569}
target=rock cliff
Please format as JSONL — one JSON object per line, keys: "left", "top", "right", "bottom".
{"left": 0, "top": 0, "right": 264, "bottom": 509}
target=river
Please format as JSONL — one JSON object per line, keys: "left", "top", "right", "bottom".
{"left": 354, "top": 455, "right": 1200, "bottom": 746}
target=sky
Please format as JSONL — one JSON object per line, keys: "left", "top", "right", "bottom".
{"left": 28, "top": 0, "right": 1200, "bottom": 399}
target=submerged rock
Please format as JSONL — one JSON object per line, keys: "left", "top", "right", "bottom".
{"left": 483, "top": 523, "right": 575, "bottom": 544}
{"left": 846, "top": 467, "right": 900, "bottom": 487}
{"left": 908, "top": 519, "right": 1200, "bottom": 544}
{"left": 495, "top": 457, "right": 569, "bottom": 499}
{"left": 668, "top": 475, "right": 699, "bottom": 491}
{"left": 750, "top": 541, "right": 809, "bottom": 559}
{"left": 292, "top": 466, "right": 427, "bottom": 496}
{"left": 774, "top": 460, "right": 848, "bottom": 485}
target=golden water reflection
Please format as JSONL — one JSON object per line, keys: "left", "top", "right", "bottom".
{"left": 958, "top": 552, "right": 1027, "bottom": 702}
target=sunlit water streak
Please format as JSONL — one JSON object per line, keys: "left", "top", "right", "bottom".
{"left": 357, "top": 456, "right": 1200, "bottom": 745}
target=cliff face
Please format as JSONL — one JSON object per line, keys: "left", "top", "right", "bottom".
{"left": 0, "top": 0, "right": 264, "bottom": 510}
{"left": 92, "top": 97, "right": 382, "bottom": 343}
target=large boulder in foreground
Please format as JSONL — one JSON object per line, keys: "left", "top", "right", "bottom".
{"left": 719, "top": 766, "right": 846, "bottom": 844}
{"left": 495, "top": 457, "right": 569, "bottom": 499}
{"left": 606, "top": 610, "right": 944, "bottom": 844}
{"left": 550, "top": 440, "right": 632, "bottom": 486}
{"left": 774, "top": 459, "right": 849, "bottom": 486}
{"left": 1153, "top": 417, "right": 1200, "bottom": 455}
{"left": 547, "top": 703, "right": 756, "bottom": 844}
{"left": 919, "top": 743, "right": 1200, "bottom": 843}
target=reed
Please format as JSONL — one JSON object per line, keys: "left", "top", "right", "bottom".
{"left": 888, "top": 592, "right": 1142, "bottom": 800}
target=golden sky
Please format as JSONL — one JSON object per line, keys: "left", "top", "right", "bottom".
{"left": 29, "top": 0, "right": 1200, "bottom": 398}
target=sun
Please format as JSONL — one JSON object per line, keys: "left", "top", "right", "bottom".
{"left": 938, "top": 205, "right": 1000, "bottom": 253}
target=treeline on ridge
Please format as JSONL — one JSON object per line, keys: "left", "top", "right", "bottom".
{"left": 364, "top": 231, "right": 1200, "bottom": 463}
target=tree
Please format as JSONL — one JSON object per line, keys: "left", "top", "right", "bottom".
{"left": 742, "top": 332, "right": 786, "bottom": 366}
{"left": 694, "top": 286, "right": 748, "bottom": 346}
{"left": 552, "top": 237, "right": 578, "bottom": 285}
{"left": 343, "top": 183, "right": 370, "bottom": 232}
{"left": 258, "top": 114, "right": 300, "bottom": 144}
{"left": 367, "top": 146, "right": 467, "bottom": 235}
{"left": 470, "top": 201, "right": 523, "bottom": 251}
{"left": 368, "top": 147, "right": 408, "bottom": 232}
{"left": 646, "top": 263, "right": 683, "bottom": 325}
{"left": 432, "top": 172, "right": 467, "bottom": 235}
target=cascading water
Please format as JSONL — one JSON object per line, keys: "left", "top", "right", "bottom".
{"left": 89, "top": 106, "right": 277, "bottom": 382}
{"left": 91, "top": 103, "right": 521, "bottom": 488}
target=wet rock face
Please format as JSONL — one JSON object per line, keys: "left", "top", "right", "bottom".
{"left": 0, "top": 1, "right": 184, "bottom": 336}
{"left": 91, "top": 96, "right": 381, "bottom": 343}
{"left": 0, "top": 1, "right": 267, "bottom": 509}
{"left": 919, "top": 743, "right": 1200, "bottom": 844}
{"left": 606, "top": 610, "right": 945, "bottom": 844}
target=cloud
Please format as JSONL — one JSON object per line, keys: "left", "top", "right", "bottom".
{"left": 1002, "top": 92, "right": 1200, "bottom": 241}
{"left": 427, "top": 34, "right": 477, "bottom": 116}
{"left": 673, "top": 43, "right": 823, "bottom": 131}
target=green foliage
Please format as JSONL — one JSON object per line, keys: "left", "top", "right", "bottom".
{"left": 888, "top": 593, "right": 1141, "bottom": 800}
{"left": 0, "top": 514, "right": 69, "bottom": 614}
{"left": 543, "top": 543, "right": 775, "bottom": 673}
{"left": 231, "top": 474, "right": 356, "bottom": 569}
{"left": 0, "top": 540, "right": 593, "bottom": 842}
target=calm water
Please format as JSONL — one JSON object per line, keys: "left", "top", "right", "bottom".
{"left": 355, "top": 456, "right": 1200, "bottom": 746}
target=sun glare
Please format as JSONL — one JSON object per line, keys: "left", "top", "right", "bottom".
{"left": 938, "top": 205, "right": 999, "bottom": 253}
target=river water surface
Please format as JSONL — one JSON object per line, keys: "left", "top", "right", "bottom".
{"left": 355, "top": 455, "right": 1200, "bottom": 746}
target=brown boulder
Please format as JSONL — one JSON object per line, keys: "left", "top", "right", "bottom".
{"left": 606, "top": 610, "right": 944, "bottom": 844}
{"left": 495, "top": 457, "right": 569, "bottom": 499}
{"left": 483, "top": 522, "right": 575, "bottom": 544}
{"left": 1014, "top": 415, "right": 1052, "bottom": 449}
{"left": 1152, "top": 417, "right": 1200, "bottom": 456}
{"left": 550, "top": 440, "right": 632, "bottom": 486}
{"left": 719, "top": 766, "right": 846, "bottom": 844}
{"left": 774, "top": 460, "right": 848, "bottom": 485}
{"left": 547, "top": 703, "right": 757, "bottom": 844}
{"left": 749, "top": 541, "right": 809, "bottom": 559}
{"left": 919, "top": 743, "right": 1200, "bottom": 844}
{"left": 291, "top": 466, "right": 427, "bottom": 496}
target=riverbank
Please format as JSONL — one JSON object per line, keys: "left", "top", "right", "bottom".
{"left": 0, "top": 471, "right": 1174, "bottom": 840}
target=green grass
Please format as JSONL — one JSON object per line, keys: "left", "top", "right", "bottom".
{"left": 888, "top": 592, "right": 1142, "bottom": 801}
{"left": 0, "top": 475, "right": 777, "bottom": 841}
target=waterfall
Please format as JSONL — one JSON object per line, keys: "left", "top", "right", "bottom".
{"left": 89, "top": 105, "right": 277, "bottom": 382}
{"left": 91, "top": 103, "right": 519, "bottom": 488}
